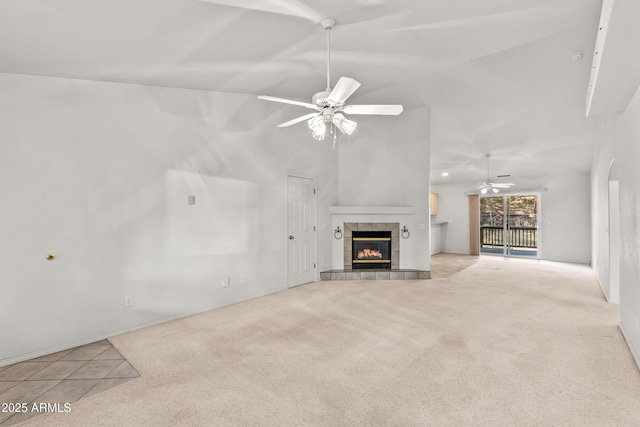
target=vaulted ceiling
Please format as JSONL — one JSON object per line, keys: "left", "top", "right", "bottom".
{"left": 0, "top": 0, "right": 607, "bottom": 186}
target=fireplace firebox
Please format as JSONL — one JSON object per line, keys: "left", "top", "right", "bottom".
{"left": 352, "top": 231, "right": 392, "bottom": 269}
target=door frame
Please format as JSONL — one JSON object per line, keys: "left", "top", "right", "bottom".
{"left": 608, "top": 180, "right": 620, "bottom": 303}
{"left": 286, "top": 173, "right": 318, "bottom": 287}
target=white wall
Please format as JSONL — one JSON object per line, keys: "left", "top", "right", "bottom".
{"left": 592, "top": 86, "right": 640, "bottom": 367}
{"left": 431, "top": 174, "right": 591, "bottom": 263}
{"left": 430, "top": 184, "right": 472, "bottom": 254}
{"left": 0, "top": 73, "right": 339, "bottom": 364}
{"left": 430, "top": 223, "right": 442, "bottom": 255}
{"left": 539, "top": 173, "right": 591, "bottom": 263}
{"left": 335, "top": 107, "right": 431, "bottom": 270}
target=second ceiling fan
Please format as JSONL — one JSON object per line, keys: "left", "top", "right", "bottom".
{"left": 258, "top": 18, "right": 403, "bottom": 148}
{"left": 476, "top": 154, "right": 515, "bottom": 194}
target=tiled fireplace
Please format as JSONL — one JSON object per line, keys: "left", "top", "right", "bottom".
{"left": 344, "top": 223, "right": 399, "bottom": 269}
{"left": 321, "top": 221, "right": 431, "bottom": 281}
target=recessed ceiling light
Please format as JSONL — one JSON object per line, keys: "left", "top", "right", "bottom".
{"left": 441, "top": 172, "right": 449, "bottom": 177}
{"left": 571, "top": 50, "right": 584, "bottom": 61}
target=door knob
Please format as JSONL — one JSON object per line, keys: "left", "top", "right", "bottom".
{"left": 289, "top": 235, "right": 295, "bottom": 240}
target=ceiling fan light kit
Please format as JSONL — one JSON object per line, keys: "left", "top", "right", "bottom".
{"left": 258, "top": 18, "right": 403, "bottom": 148}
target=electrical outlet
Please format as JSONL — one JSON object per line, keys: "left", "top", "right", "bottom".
{"left": 240, "top": 274, "right": 246, "bottom": 283}
{"left": 221, "top": 277, "right": 230, "bottom": 288}
{"left": 124, "top": 296, "right": 133, "bottom": 308}
{"left": 188, "top": 195, "right": 195, "bottom": 205}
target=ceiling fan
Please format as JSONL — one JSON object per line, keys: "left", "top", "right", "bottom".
{"left": 476, "top": 154, "right": 515, "bottom": 194}
{"left": 258, "top": 18, "right": 403, "bottom": 148}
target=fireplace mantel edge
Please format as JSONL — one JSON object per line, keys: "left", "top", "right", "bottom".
{"left": 329, "top": 206, "right": 414, "bottom": 215}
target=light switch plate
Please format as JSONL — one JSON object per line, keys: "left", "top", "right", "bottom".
{"left": 221, "top": 277, "right": 230, "bottom": 288}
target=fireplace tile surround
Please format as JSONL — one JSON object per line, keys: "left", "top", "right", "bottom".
{"left": 344, "top": 222, "right": 399, "bottom": 270}
{"left": 322, "top": 221, "right": 431, "bottom": 281}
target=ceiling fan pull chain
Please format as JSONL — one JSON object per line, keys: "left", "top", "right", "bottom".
{"left": 332, "top": 123, "right": 337, "bottom": 149}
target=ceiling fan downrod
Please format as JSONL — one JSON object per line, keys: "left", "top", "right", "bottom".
{"left": 320, "top": 18, "right": 336, "bottom": 92}
{"left": 486, "top": 154, "right": 492, "bottom": 182}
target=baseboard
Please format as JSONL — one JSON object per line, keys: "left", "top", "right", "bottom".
{"left": 619, "top": 323, "right": 640, "bottom": 372}
{"left": 0, "top": 333, "right": 118, "bottom": 368}
{"left": 1, "top": 286, "right": 290, "bottom": 368}
{"left": 592, "top": 267, "right": 611, "bottom": 302}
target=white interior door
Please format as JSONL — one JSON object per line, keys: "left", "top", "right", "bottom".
{"left": 287, "top": 175, "right": 316, "bottom": 287}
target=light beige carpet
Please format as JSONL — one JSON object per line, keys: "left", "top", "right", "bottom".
{"left": 21, "top": 258, "right": 640, "bottom": 426}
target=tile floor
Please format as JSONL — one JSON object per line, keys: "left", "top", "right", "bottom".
{"left": 0, "top": 340, "right": 139, "bottom": 426}
{"left": 430, "top": 252, "right": 480, "bottom": 279}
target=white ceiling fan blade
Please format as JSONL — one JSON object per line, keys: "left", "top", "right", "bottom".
{"left": 258, "top": 95, "right": 318, "bottom": 109}
{"left": 195, "top": 0, "right": 324, "bottom": 24}
{"left": 343, "top": 104, "right": 404, "bottom": 115}
{"left": 327, "top": 77, "right": 361, "bottom": 106}
{"left": 277, "top": 112, "right": 319, "bottom": 128}
{"left": 493, "top": 183, "right": 515, "bottom": 188}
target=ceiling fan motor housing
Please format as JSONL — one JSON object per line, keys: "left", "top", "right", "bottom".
{"left": 312, "top": 90, "right": 332, "bottom": 106}
{"left": 322, "top": 107, "right": 335, "bottom": 121}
